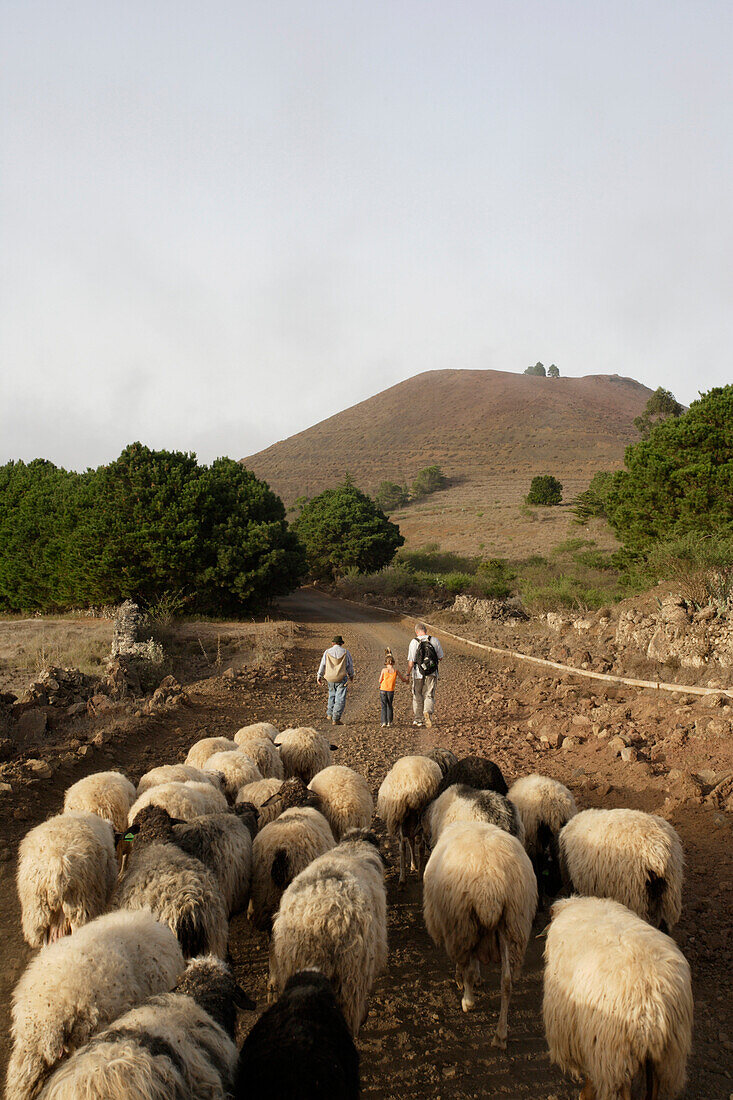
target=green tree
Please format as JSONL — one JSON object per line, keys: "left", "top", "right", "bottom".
{"left": 608, "top": 386, "right": 733, "bottom": 548}
{"left": 295, "top": 477, "right": 404, "bottom": 581}
{"left": 524, "top": 362, "right": 546, "bottom": 376}
{"left": 633, "top": 387, "right": 684, "bottom": 439}
{"left": 571, "top": 470, "right": 614, "bottom": 523}
{"left": 411, "top": 465, "right": 447, "bottom": 499}
{"left": 527, "top": 475, "right": 563, "bottom": 505}
{"left": 547, "top": 363, "right": 560, "bottom": 378}
{"left": 375, "top": 480, "right": 409, "bottom": 511}
{"left": 0, "top": 444, "right": 306, "bottom": 614}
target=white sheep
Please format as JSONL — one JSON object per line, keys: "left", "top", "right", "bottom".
{"left": 203, "top": 750, "right": 263, "bottom": 801}
{"left": 36, "top": 955, "right": 254, "bottom": 1100}
{"left": 508, "top": 773, "right": 576, "bottom": 898}
{"left": 269, "top": 830, "right": 387, "bottom": 1036}
{"left": 184, "top": 736, "right": 238, "bottom": 770}
{"left": 308, "top": 766, "right": 374, "bottom": 840}
{"left": 62, "top": 771, "right": 136, "bottom": 832}
{"left": 250, "top": 806, "right": 335, "bottom": 931}
{"left": 422, "top": 784, "right": 525, "bottom": 849}
{"left": 234, "top": 721, "right": 279, "bottom": 744}
{"left": 6, "top": 909, "right": 184, "bottom": 1100}
{"left": 543, "top": 895, "right": 693, "bottom": 1100}
{"left": 114, "top": 806, "right": 229, "bottom": 958}
{"left": 235, "top": 778, "right": 284, "bottom": 830}
{"left": 376, "top": 755, "right": 442, "bottom": 884}
{"left": 234, "top": 737, "right": 284, "bottom": 780}
{"left": 136, "top": 764, "right": 223, "bottom": 796}
{"left": 128, "top": 780, "right": 229, "bottom": 825}
{"left": 172, "top": 811, "right": 254, "bottom": 916}
{"left": 558, "top": 808, "right": 683, "bottom": 930}
{"left": 274, "top": 727, "right": 334, "bottom": 784}
{"left": 16, "top": 812, "right": 117, "bottom": 948}
{"left": 423, "top": 821, "right": 537, "bottom": 1046}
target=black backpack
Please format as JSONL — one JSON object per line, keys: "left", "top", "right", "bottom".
{"left": 416, "top": 637, "right": 439, "bottom": 676}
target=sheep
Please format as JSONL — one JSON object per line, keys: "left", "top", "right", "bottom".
{"left": 508, "top": 773, "right": 577, "bottom": 899}
{"left": 425, "top": 747, "right": 458, "bottom": 775}
{"left": 250, "top": 806, "right": 335, "bottom": 932}
{"left": 38, "top": 956, "right": 255, "bottom": 1100}
{"left": 63, "top": 771, "right": 136, "bottom": 832}
{"left": 558, "top": 808, "right": 684, "bottom": 930}
{"left": 136, "top": 763, "right": 223, "bottom": 796}
{"left": 274, "top": 726, "right": 335, "bottom": 784}
{"left": 376, "top": 754, "right": 442, "bottom": 884}
{"left": 423, "top": 821, "right": 537, "bottom": 1046}
{"left": 236, "top": 970, "right": 359, "bottom": 1099}
{"left": 171, "top": 810, "right": 255, "bottom": 916}
{"left": 434, "top": 755, "right": 509, "bottom": 799}
{"left": 269, "top": 831, "right": 387, "bottom": 1036}
{"left": 203, "top": 750, "right": 263, "bottom": 801}
{"left": 184, "top": 736, "right": 238, "bottom": 770}
{"left": 234, "top": 721, "right": 279, "bottom": 744}
{"left": 114, "top": 805, "right": 229, "bottom": 958}
{"left": 6, "top": 909, "right": 184, "bottom": 1100}
{"left": 543, "top": 895, "right": 693, "bottom": 1100}
{"left": 308, "top": 766, "right": 373, "bottom": 840}
{"left": 422, "top": 784, "right": 525, "bottom": 849}
{"left": 236, "top": 778, "right": 283, "bottom": 829}
{"left": 233, "top": 736, "right": 284, "bottom": 780}
{"left": 128, "top": 780, "right": 229, "bottom": 825}
{"left": 16, "top": 812, "right": 117, "bottom": 948}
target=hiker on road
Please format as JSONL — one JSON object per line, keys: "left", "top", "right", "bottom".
{"left": 407, "top": 623, "right": 444, "bottom": 728}
{"left": 317, "top": 634, "right": 355, "bottom": 725}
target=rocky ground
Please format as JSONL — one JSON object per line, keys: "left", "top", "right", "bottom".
{"left": 0, "top": 589, "right": 731, "bottom": 1098}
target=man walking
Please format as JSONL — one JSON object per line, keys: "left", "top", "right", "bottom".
{"left": 407, "top": 622, "right": 444, "bottom": 728}
{"left": 317, "top": 634, "right": 355, "bottom": 725}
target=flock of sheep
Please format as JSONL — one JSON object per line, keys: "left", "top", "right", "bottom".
{"left": 8, "top": 719, "right": 694, "bottom": 1099}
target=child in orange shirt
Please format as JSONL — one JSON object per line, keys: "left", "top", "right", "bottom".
{"left": 379, "top": 652, "right": 408, "bottom": 727}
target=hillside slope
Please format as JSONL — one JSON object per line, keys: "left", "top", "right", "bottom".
{"left": 243, "top": 369, "right": 653, "bottom": 556}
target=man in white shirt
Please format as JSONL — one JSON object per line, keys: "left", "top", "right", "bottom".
{"left": 407, "top": 622, "right": 444, "bottom": 728}
{"left": 317, "top": 634, "right": 355, "bottom": 725}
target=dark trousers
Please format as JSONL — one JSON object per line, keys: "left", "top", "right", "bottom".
{"left": 380, "top": 691, "right": 394, "bottom": 724}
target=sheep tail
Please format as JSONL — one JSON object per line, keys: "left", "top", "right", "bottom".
{"left": 271, "top": 848, "right": 291, "bottom": 890}
{"left": 645, "top": 1056, "right": 659, "bottom": 1100}
{"left": 645, "top": 871, "right": 667, "bottom": 927}
{"left": 177, "top": 911, "right": 208, "bottom": 958}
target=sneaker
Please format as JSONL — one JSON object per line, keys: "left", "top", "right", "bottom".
{"left": 333, "top": 717, "right": 342, "bottom": 726}
{"left": 424, "top": 713, "right": 433, "bottom": 728}
{"left": 413, "top": 720, "right": 423, "bottom": 727}
{"left": 381, "top": 722, "right": 387, "bottom": 728}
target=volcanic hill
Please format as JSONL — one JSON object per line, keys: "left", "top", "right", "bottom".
{"left": 243, "top": 369, "right": 653, "bottom": 556}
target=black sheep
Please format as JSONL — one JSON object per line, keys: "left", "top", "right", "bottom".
{"left": 235, "top": 971, "right": 359, "bottom": 1099}
{"left": 434, "top": 755, "right": 508, "bottom": 799}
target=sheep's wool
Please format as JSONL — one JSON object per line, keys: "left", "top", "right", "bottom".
{"left": 558, "top": 808, "right": 683, "bottom": 928}
{"left": 63, "top": 771, "right": 136, "bottom": 832}
{"left": 543, "top": 896, "right": 693, "bottom": 1100}
{"left": 507, "top": 774, "right": 576, "bottom": 858}
{"left": 309, "top": 766, "right": 374, "bottom": 840}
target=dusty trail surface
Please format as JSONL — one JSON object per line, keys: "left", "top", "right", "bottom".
{"left": 1, "top": 589, "right": 731, "bottom": 1098}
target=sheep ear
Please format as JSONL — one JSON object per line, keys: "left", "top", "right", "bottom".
{"left": 121, "top": 824, "right": 140, "bottom": 842}
{"left": 234, "top": 984, "right": 256, "bottom": 1011}
{"left": 330, "top": 744, "right": 339, "bottom": 751}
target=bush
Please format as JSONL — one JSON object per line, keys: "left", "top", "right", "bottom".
{"left": 526, "top": 475, "right": 563, "bottom": 505}
{"left": 524, "top": 362, "right": 546, "bottom": 376}
{"left": 295, "top": 476, "right": 404, "bottom": 581}
{"left": 645, "top": 533, "right": 733, "bottom": 609}
{"left": 374, "top": 481, "right": 409, "bottom": 512}
{"left": 411, "top": 465, "right": 447, "bottom": 499}
{"left": 571, "top": 471, "right": 615, "bottom": 523}
{"left": 608, "top": 386, "right": 733, "bottom": 549}
{"left": 0, "top": 446, "right": 306, "bottom": 615}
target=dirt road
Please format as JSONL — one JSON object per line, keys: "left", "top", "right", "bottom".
{"left": 1, "top": 590, "right": 731, "bottom": 1098}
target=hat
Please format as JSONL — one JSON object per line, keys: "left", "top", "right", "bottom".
{"left": 332, "top": 635, "right": 345, "bottom": 645}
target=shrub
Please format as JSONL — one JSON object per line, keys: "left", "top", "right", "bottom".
{"left": 411, "top": 465, "right": 447, "bottom": 499}
{"left": 375, "top": 481, "right": 409, "bottom": 512}
{"left": 524, "top": 362, "right": 546, "bottom": 376}
{"left": 526, "top": 475, "right": 563, "bottom": 505}
{"left": 571, "top": 471, "right": 615, "bottom": 523}
{"left": 295, "top": 476, "right": 404, "bottom": 581}
{"left": 645, "top": 533, "right": 733, "bottom": 609}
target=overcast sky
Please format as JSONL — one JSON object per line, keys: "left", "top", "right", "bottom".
{"left": 1, "top": 1, "right": 731, "bottom": 471}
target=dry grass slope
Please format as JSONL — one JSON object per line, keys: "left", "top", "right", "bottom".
{"left": 243, "top": 368, "right": 652, "bottom": 556}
